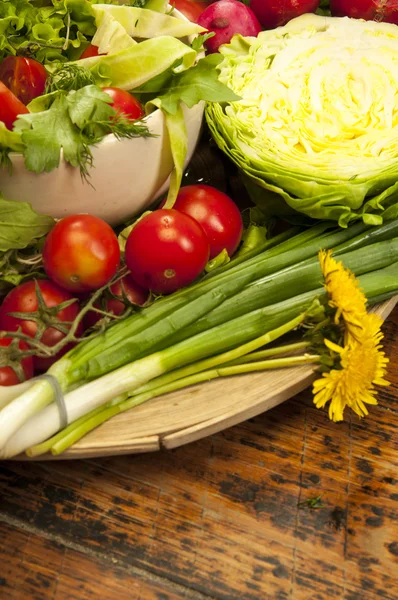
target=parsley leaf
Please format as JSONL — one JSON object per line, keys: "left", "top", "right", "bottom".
{"left": 15, "top": 94, "right": 87, "bottom": 173}
{"left": 67, "top": 85, "right": 114, "bottom": 130}
{"left": 191, "top": 32, "right": 215, "bottom": 53}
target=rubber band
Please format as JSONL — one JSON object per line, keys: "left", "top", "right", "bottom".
{"left": 35, "top": 374, "right": 68, "bottom": 430}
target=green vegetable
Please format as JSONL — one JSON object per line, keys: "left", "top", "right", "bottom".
{"left": 79, "top": 35, "right": 198, "bottom": 89}
{"left": 146, "top": 54, "right": 240, "bottom": 115}
{"left": 91, "top": 4, "right": 205, "bottom": 39}
{"left": 2, "top": 255, "right": 397, "bottom": 459}
{"left": 0, "top": 219, "right": 397, "bottom": 458}
{"left": 206, "top": 14, "right": 398, "bottom": 227}
{"left": 0, "top": 0, "right": 96, "bottom": 63}
{"left": 0, "top": 195, "right": 52, "bottom": 298}
{"left": 0, "top": 194, "right": 54, "bottom": 252}
{"left": 90, "top": 9, "right": 137, "bottom": 54}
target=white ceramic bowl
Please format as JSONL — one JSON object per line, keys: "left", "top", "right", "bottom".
{"left": 0, "top": 13, "right": 204, "bottom": 226}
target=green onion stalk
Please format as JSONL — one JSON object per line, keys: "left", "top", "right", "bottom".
{"left": 0, "top": 222, "right": 397, "bottom": 457}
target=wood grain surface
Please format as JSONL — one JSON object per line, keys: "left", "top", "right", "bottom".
{"left": 0, "top": 307, "right": 397, "bottom": 600}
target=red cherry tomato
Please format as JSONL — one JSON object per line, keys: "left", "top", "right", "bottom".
{"left": 80, "top": 44, "right": 104, "bottom": 59}
{"left": 172, "top": 0, "right": 209, "bottom": 22}
{"left": 330, "top": 0, "right": 398, "bottom": 24}
{"left": 125, "top": 209, "right": 210, "bottom": 294}
{"left": 0, "top": 280, "right": 82, "bottom": 372}
{"left": 0, "top": 56, "right": 47, "bottom": 105}
{"left": 0, "top": 81, "right": 29, "bottom": 130}
{"left": 102, "top": 87, "right": 145, "bottom": 121}
{"left": 0, "top": 338, "right": 34, "bottom": 386}
{"left": 85, "top": 274, "right": 148, "bottom": 328}
{"left": 42, "top": 215, "right": 120, "bottom": 293}
{"left": 172, "top": 185, "right": 243, "bottom": 259}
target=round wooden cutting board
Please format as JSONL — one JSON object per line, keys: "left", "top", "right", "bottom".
{"left": 23, "top": 296, "right": 396, "bottom": 461}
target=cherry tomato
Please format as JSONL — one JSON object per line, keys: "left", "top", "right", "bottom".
{"left": 102, "top": 87, "right": 145, "bottom": 121}
{"left": 172, "top": 0, "right": 210, "bottom": 22}
{"left": 0, "top": 338, "right": 34, "bottom": 386}
{"left": 42, "top": 215, "right": 120, "bottom": 293}
{"left": 172, "top": 185, "right": 243, "bottom": 259}
{"left": 0, "top": 81, "right": 29, "bottom": 130}
{"left": 0, "top": 56, "right": 47, "bottom": 105}
{"left": 85, "top": 275, "right": 148, "bottom": 328}
{"left": 0, "top": 280, "right": 82, "bottom": 372}
{"left": 125, "top": 209, "right": 210, "bottom": 294}
{"left": 80, "top": 44, "right": 104, "bottom": 59}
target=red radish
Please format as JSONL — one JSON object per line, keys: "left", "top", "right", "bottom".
{"left": 330, "top": 0, "right": 398, "bottom": 24}
{"left": 249, "top": 0, "right": 320, "bottom": 30}
{"left": 197, "top": 0, "right": 262, "bottom": 54}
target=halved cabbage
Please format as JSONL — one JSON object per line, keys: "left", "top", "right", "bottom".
{"left": 206, "top": 14, "right": 398, "bottom": 226}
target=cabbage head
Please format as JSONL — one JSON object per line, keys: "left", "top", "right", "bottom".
{"left": 206, "top": 14, "right": 398, "bottom": 226}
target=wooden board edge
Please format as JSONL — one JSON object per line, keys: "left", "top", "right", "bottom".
{"left": 161, "top": 371, "right": 315, "bottom": 450}
{"left": 20, "top": 435, "right": 160, "bottom": 461}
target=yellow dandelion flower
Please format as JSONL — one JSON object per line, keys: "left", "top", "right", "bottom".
{"left": 312, "top": 313, "right": 390, "bottom": 422}
{"left": 318, "top": 249, "right": 368, "bottom": 339}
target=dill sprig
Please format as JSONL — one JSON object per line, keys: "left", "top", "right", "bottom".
{"left": 92, "top": 113, "right": 155, "bottom": 141}
{"left": 46, "top": 64, "right": 96, "bottom": 94}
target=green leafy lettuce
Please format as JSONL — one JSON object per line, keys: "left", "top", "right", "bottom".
{"left": 206, "top": 14, "right": 398, "bottom": 227}
{"left": 0, "top": 0, "right": 96, "bottom": 63}
{"left": 0, "top": 194, "right": 53, "bottom": 297}
{"left": 0, "top": 193, "right": 54, "bottom": 252}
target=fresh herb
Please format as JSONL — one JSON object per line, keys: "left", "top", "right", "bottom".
{"left": 191, "top": 32, "right": 215, "bottom": 53}
{"left": 45, "top": 64, "right": 96, "bottom": 94}
{"left": 298, "top": 494, "right": 325, "bottom": 510}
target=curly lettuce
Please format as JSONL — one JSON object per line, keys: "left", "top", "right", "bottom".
{"left": 0, "top": 0, "right": 96, "bottom": 63}
{"left": 206, "top": 14, "right": 398, "bottom": 226}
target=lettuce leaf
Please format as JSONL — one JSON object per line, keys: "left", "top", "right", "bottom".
{"left": 0, "top": 193, "right": 54, "bottom": 252}
{"left": 0, "top": 0, "right": 96, "bottom": 63}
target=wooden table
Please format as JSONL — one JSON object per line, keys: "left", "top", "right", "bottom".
{"left": 0, "top": 307, "right": 396, "bottom": 600}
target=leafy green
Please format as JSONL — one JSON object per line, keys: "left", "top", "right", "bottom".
{"left": 0, "top": 123, "right": 24, "bottom": 171}
{"left": 0, "top": 193, "right": 54, "bottom": 252}
{"left": 0, "top": 0, "right": 96, "bottom": 63}
{"left": 15, "top": 93, "right": 90, "bottom": 173}
{"left": 91, "top": 4, "right": 205, "bottom": 39}
{"left": 144, "top": 54, "right": 241, "bottom": 115}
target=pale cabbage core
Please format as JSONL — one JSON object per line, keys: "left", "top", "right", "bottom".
{"left": 217, "top": 14, "right": 398, "bottom": 179}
